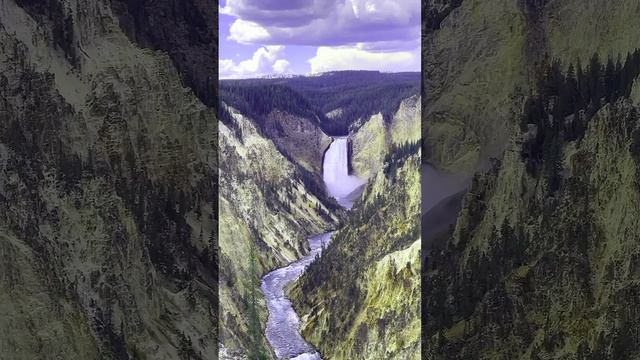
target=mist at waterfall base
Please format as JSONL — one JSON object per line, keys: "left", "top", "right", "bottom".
{"left": 421, "top": 164, "right": 470, "bottom": 254}
{"left": 323, "top": 137, "right": 366, "bottom": 208}
{"left": 422, "top": 164, "right": 468, "bottom": 214}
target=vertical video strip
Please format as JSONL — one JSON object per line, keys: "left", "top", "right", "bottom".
{"left": 218, "top": 0, "right": 422, "bottom": 359}
{"left": 0, "top": 0, "right": 219, "bottom": 358}
{"left": 422, "top": 0, "right": 640, "bottom": 359}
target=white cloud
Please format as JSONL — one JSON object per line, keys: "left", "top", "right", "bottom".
{"left": 228, "top": 19, "right": 270, "bottom": 44}
{"left": 308, "top": 45, "right": 419, "bottom": 73}
{"left": 220, "top": 0, "right": 421, "bottom": 74}
{"left": 272, "top": 59, "right": 292, "bottom": 74}
{"left": 219, "top": 46, "right": 292, "bottom": 79}
{"left": 221, "top": 0, "right": 420, "bottom": 47}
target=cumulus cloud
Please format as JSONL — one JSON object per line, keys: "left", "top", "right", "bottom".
{"left": 220, "top": 46, "right": 292, "bottom": 79}
{"left": 227, "top": 19, "right": 270, "bottom": 44}
{"left": 221, "top": 0, "right": 335, "bottom": 28}
{"left": 308, "top": 45, "right": 419, "bottom": 73}
{"left": 272, "top": 59, "right": 292, "bottom": 74}
{"left": 221, "top": 0, "right": 419, "bottom": 46}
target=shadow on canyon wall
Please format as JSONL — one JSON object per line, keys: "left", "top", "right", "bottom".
{"left": 422, "top": 164, "right": 469, "bottom": 254}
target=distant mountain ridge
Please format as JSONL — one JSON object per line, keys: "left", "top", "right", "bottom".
{"left": 221, "top": 71, "right": 420, "bottom": 135}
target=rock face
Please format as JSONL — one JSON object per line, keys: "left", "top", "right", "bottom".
{"left": 262, "top": 110, "right": 332, "bottom": 175}
{"left": 426, "top": 100, "right": 640, "bottom": 359}
{"left": 218, "top": 105, "right": 339, "bottom": 358}
{"left": 424, "top": 0, "right": 640, "bottom": 174}
{"left": 291, "top": 99, "right": 421, "bottom": 359}
{"left": 351, "top": 113, "right": 387, "bottom": 179}
{"left": 0, "top": 0, "right": 217, "bottom": 358}
{"left": 109, "top": 0, "right": 217, "bottom": 107}
{"left": 424, "top": 0, "right": 640, "bottom": 359}
{"left": 423, "top": 0, "right": 529, "bottom": 174}
{"left": 351, "top": 95, "right": 421, "bottom": 179}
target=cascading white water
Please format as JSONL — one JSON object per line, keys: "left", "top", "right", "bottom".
{"left": 322, "top": 138, "right": 349, "bottom": 183}
{"left": 261, "top": 136, "right": 366, "bottom": 360}
{"left": 322, "top": 137, "right": 365, "bottom": 208}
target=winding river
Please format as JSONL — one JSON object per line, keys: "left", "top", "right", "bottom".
{"left": 261, "top": 137, "right": 365, "bottom": 360}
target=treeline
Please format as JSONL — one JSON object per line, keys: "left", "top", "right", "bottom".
{"left": 318, "top": 83, "right": 420, "bottom": 135}
{"left": 424, "top": 0, "right": 464, "bottom": 33}
{"left": 220, "top": 71, "right": 420, "bottom": 135}
{"left": 223, "top": 71, "right": 418, "bottom": 96}
{"left": 284, "top": 71, "right": 419, "bottom": 135}
{"left": 520, "top": 49, "right": 640, "bottom": 191}
{"left": 219, "top": 83, "right": 327, "bottom": 133}
{"left": 383, "top": 141, "right": 421, "bottom": 177}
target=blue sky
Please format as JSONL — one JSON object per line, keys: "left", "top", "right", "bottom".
{"left": 219, "top": 0, "right": 421, "bottom": 79}
{"left": 220, "top": 8, "right": 317, "bottom": 75}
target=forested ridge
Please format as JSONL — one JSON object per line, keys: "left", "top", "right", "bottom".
{"left": 424, "top": 47, "right": 640, "bottom": 359}
{"left": 220, "top": 84, "right": 325, "bottom": 130}
{"left": 220, "top": 71, "right": 419, "bottom": 135}
{"left": 292, "top": 142, "right": 421, "bottom": 359}
{"left": 521, "top": 50, "right": 640, "bottom": 192}
{"left": 0, "top": 0, "right": 219, "bottom": 358}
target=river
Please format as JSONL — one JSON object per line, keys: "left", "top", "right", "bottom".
{"left": 261, "top": 137, "right": 364, "bottom": 359}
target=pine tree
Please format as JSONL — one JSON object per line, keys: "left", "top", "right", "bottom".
{"left": 542, "top": 132, "right": 562, "bottom": 193}
{"left": 614, "top": 56, "right": 623, "bottom": 100}
{"left": 245, "top": 241, "right": 268, "bottom": 360}
{"left": 604, "top": 57, "right": 616, "bottom": 103}
{"left": 564, "top": 63, "right": 579, "bottom": 115}
{"left": 577, "top": 57, "right": 591, "bottom": 111}
{"left": 588, "top": 53, "right": 603, "bottom": 109}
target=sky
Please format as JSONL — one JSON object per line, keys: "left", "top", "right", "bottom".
{"left": 219, "top": 0, "right": 421, "bottom": 79}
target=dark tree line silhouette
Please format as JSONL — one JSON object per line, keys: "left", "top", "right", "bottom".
{"left": 384, "top": 141, "right": 421, "bottom": 178}
{"left": 220, "top": 83, "right": 326, "bottom": 132}
{"left": 220, "top": 71, "right": 420, "bottom": 135}
{"left": 520, "top": 49, "right": 640, "bottom": 192}
{"left": 424, "top": 0, "right": 464, "bottom": 33}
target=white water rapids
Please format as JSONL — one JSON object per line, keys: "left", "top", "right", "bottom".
{"left": 261, "top": 136, "right": 365, "bottom": 359}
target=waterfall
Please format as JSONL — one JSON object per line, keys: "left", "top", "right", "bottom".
{"left": 322, "top": 138, "right": 349, "bottom": 183}
{"left": 322, "top": 137, "right": 365, "bottom": 208}
{"left": 261, "top": 137, "right": 367, "bottom": 360}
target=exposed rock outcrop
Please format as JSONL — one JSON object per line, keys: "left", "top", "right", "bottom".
{"left": 291, "top": 96, "right": 422, "bottom": 359}
{"left": 262, "top": 110, "right": 332, "bottom": 175}
{"left": 424, "top": 0, "right": 640, "bottom": 358}
{"left": 218, "top": 106, "right": 339, "bottom": 358}
{"left": 0, "top": 0, "right": 217, "bottom": 358}
{"left": 351, "top": 95, "right": 421, "bottom": 179}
